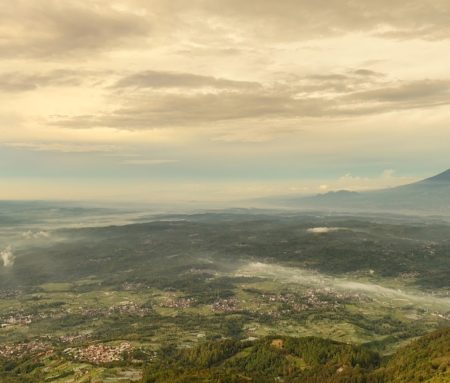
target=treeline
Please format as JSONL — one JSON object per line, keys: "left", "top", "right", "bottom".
{"left": 142, "top": 327, "right": 450, "bottom": 383}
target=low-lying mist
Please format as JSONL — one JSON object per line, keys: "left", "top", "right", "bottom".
{"left": 0, "top": 246, "right": 14, "bottom": 267}
{"left": 235, "top": 261, "right": 450, "bottom": 311}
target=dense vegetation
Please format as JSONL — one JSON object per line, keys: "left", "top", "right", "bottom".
{"left": 384, "top": 327, "right": 450, "bottom": 382}
{"left": 143, "top": 327, "right": 450, "bottom": 383}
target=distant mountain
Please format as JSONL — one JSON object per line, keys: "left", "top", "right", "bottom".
{"left": 262, "top": 169, "right": 450, "bottom": 214}
{"left": 422, "top": 168, "right": 450, "bottom": 183}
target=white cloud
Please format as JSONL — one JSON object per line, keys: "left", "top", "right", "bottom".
{"left": 336, "top": 169, "right": 418, "bottom": 191}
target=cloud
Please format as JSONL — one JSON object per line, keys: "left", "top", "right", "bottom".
{"left": 0, "top": 1, "right": 449, "bottom": 201}
{"left": 113, "top": 70, "right": 261, "bottom": 90}
{"left": 2, "top": 0, "right": 448, "bottom": 65}
{"left": 352, "top": 69, "right": 384, "bottom": 78}
{"left": 1, "top": 246, "right": 14, "bottom": 268}
{"left": 4, "top": 142, "right": 118, "bottom": 153}
{"left": 345, "top": 80, "right": 450, "bottom": 108}
{"left": 122, "top": 159, "right": 178, "bottom": 165}
{"left": 0, "top": 70, "right": 106, "bottom": 93}
{"left": 336, "top": 170, "right": 418, "bottom": 191}
{"left": 0, "top": 0, "right": 151, "bottom": 59}
{"left": 51, "top": 75, "right": 450, "bottom": 131}
{"left": 165, "top": 0, "right": 450, "bottom": 41}
{"left": 290, "top": 69, "right": 386, "bottom": 95}
{"left": 52, "top": 91, "right": 313, "bottom": 129}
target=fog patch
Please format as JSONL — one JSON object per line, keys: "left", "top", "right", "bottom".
{"left": 307, "top": 227, "right": 342, "bottom": 234}
{"left": 235, "top": 262, "right": 450, "bottom": 310}
{"left": 1, "top": 246, "right": 15, "bottom": 267}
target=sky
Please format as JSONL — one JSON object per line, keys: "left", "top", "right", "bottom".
{"left": 1, "top": 0, "right": 450, "bottom": 203}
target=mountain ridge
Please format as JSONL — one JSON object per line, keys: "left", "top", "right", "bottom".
{"left": 419, "top": 168, "right": 450, "bottom": 183}
{"left": 262, "top": 169, "right": 450, "bottom": 214}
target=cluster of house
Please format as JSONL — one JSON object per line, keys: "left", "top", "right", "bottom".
{"left": 1, "top": 313, "right": 33, "bottom": 328}
{"left": 211, "top": 298, "right": 241, "bottom": 313}
{"left": 80, "top": 302, "right": 150, "bottom": 318}
{"left": 432, "top": 311, "right": 450, "bottom": 321}
{"left": 59, "top": 334, "right": 90, "bottom": 344}
{"left": 0, "top": 341, "right": 52, "bottom": 359}
{"left": 160, "top": 297, "right": 195, "bottom": 309}
{"left": 187, "top": 268, "right": 217, "bottom": 276}
{"left": 64, "top": 342, "right": 132, "bottom": 364}
{"left": 398, "top": 271, "right": 420, "bottom": 280}
{"left": 0, "top": 289, "right": 21, "bottom": 299}
{"left": 256, "top": 288, "right": 368, "bottom": 313}
{"left": 121, "top": 282, "right": 145, "bottom": 291}
{"left": 109, "top": 302, "right": 151, "bottom": 316}
{"left": 159, "top": 287, "right": 370, "bottom": 317}
{"left": 422, "top": 243, "right": 436, "bottom": 256}
{"left": 206, "top": 288, "right": 365, "bottom": 317}
{"left": 1, "top": 308, "right": 71, "bottom": 329}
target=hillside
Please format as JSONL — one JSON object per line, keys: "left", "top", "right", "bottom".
{"left": 384, "top": 327, "right": 450, "bottom": 383}
{"left": 142, "top": 327, "right": 450, "bottom": 382}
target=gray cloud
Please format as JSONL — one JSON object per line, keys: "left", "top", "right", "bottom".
{"left": 292, "top": 70, "right": 385, "bottom": 94}
{"left": 0, "top": 0, "right": 151, "bottom": 59}
{"left": 52, "top": 75, "right": 450, "bottom": 130}
{"left": 0, "top": 70, "right": 103, "bottom": 92}
{"left": 2, "top": 0, "right": 449, "bottom": 65}
{"left": 113, "top": 70, "right": 261, "bottom": 90}
{"left": 345, "top": 80, "right": 450, "bottom": 108}
{"left": 177, "top": 0, "right": 450, "bottom": 41}
{"left": 351, "top": 69, "right": 384, "bottom": 78}
{"left": 54, "top": 92, "right": 309, "bottom": 129}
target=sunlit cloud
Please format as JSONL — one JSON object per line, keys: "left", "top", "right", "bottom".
{"left": 0, "top": 0, "right": 449, "bottom": 202}
{"left": 4, "top": 142, "right": 118, "bottom": 153}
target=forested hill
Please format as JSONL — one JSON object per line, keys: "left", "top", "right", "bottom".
{"left": 384, "top": 326, "right": 450, "bottom": 383}
{"left": 142, "top": 327, "right": 450, "bottom": 383}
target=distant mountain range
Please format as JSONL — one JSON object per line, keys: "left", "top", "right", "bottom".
{"left": 262, "top": 169, "right": 450, "bottom": 215}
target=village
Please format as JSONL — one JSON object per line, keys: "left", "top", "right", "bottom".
{"left": 0, "top": 313, "right": 33, "bottom": 328}
{"left": 64, "top": 342, "right": 133, "bottom": 365}
{"left": 0, "top": 289, "right": 21, "bottom": 299}
{"left": 159, "top": 297, "right": 196, "bottom": 309}
{"left": 0, "top": 341, "right": 53, "bottom": 360}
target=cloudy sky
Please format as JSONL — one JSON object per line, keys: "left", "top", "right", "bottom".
{"left": 1, "top": 0, "right": 450, "bottom": 202}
